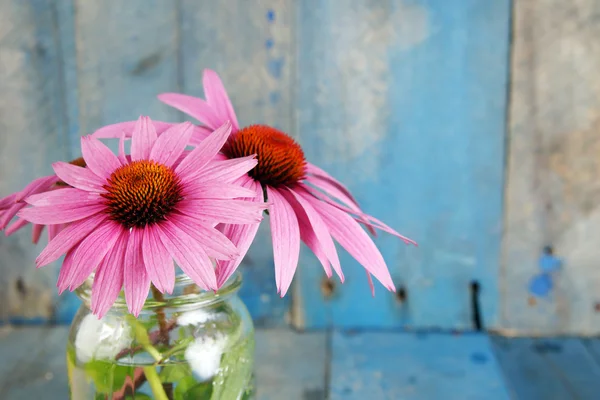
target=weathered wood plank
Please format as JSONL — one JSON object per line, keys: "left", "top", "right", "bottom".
{"left": 0, "top": 0, "right": 71, "bottom": 323}
{"left": 296, "top": 0, "right": 511, "bottom": 329}
{"left": 1, "top": 326, "right": 68, "bottom": 399}
{"left": 0, "top": 327, "right": 327, "bottom": 400}
{"left": 330, "top": 331, "right": 510, "bottom": 399}
{"left": 74, "top": 0, "right": 181, "bottom": 134}
{"left": 255, "top": 329, "right": 327, "bottom": 400}
{"left": 501, "top": 0, "right": 600, "bottom": 334}
{"left": 491, "top": 336, "right": 574, "bottom": 399}
{"left": 536, "top": 338, "right": 600, "bottom": 398}
{"left": 178, "top": 0, "right": 295, "bottom": 327}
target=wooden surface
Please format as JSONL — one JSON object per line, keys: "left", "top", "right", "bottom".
{"left": 0, "top": 0, "right": 70, "bottom": 322}
{"left": 4, "top": 327, "right": 600, "bottom": 399}
{"left": 501, "top": 0, "right": 600, "bottom": 334}
{"left": 2, "top": 0, "right": 600, "bottom": 335}
{"left": 296, "top": 0, "right": 511, "bottom": 329}
{"left": 330, "top": 331, "right": 509, "bottom": 399}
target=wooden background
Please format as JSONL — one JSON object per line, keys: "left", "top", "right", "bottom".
{"left": 0, "top": 0, "right": 598, "bottom": 335}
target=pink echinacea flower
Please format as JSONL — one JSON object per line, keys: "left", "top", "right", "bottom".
{"left": 18, "top": 116, "right": 266, "bottom": 317}
{"left": 156, "top": 70, "right": 417, "bottom": 296}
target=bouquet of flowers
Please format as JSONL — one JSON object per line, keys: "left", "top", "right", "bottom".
{"left": 0, "top": 70, "right": 415, "bottom": 399}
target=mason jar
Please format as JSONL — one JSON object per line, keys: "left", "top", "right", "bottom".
{"left": 66, "top": 272, "right": 254, "bottom": 399}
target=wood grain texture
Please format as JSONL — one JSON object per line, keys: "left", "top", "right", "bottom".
{"left": 296, "top": 0, "right": 511, "bottom": 329}
{"left": 73, "top": 0, "right": 181, "bottom": 134}
{"left": 177, "top": 0, "right": 295, "bottom": 327}
{"left": 330, "top": 331, "right": 510, "bottom": 399}
{"left": 501, "top": 0, "right": 600, "bottom": 334}
{"left": 492, "top": 336, "right": 600, "bottom": 399}
{"left": 0, "top": 0, "right": 70, "bottom": 323}
{"left": 254, "top": 329, "right": 327, "bottom": 400}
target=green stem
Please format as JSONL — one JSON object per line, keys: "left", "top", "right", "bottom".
{"left": 143, "top": 366, "right": 169, "bottom": 400}
{"left": 151, "top": 284, "right": 174, "bottom": 400}
{"left": 151, "top": 285, "right": 170, "bottom": 344}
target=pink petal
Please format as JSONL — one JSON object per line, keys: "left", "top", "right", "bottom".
{"left": 142, "top": 226, "right": 175, "bottom": 294}
{"left": 203, "top": 69, "right": 239, "bottom": 131}
{"left": 155, "top": 221, "right": 217, "bottom": 290}
{"left": 15, "top": 175, "right": 59, "bottom": 202}
{"left": 175, "top": 121, "right": 232, "bottom": 179}
{"left": 304, "top": 171, "right": 376, "bottom": 236}
{"left": 26, "top": 187, "right": 102, "bottom": 206}
{"left": 283, "top": 187, "right": 343, "bottom": 281}
{"left": 52, "top": 162, "right": 106, "bottom": 193}
{"left": 157, "top": 93, "right": 223, "bottom": 130}
{"left": 93, "top": 120, "right": 175, "bottom": 138}
{"left": 183, "top": 182, "right": 257, "bottom": 200}
{"left": 18, "top": 203, "right": 104, "bottom": 225}
{"left": 36, "top": 213, "right": 107, "bottom": 268}
{"left": 149, "top": 122, "right": 194, "bottom": 167}
{"left": 57, "top": 250, "right": 75, "bottom": 294}
{"left": 0, "top": 193, "right": 16, "bottom": 210}
{"left": 169, "top": 213, "right": 239, "bottom": 261}
{"left": 91, "top": 231, "right": 127, "bottom": 318}
{"left": 216, "top": 180, "right": 263, "bottom": 287}
{"left": 305, "top": 163, "right": 361, "bottom": 209}
{"left": 216, "top": 222, "right": 261, "bottom": 287}
{"left": 64, "top": 221, "right": 123, "bottom": 292}
{"left": 267, "top": 187, "right": 300, "bottom": 296}
{"left": 184, "top": 156, "right": 257, "bottom": 185}
{"left": 188, "top": 126, "right": 215, "bottom": 146}
{"left": 5, "top": 218, "right": 29, "bottom": 237}
{"left": 302, "top": 185, "right": 416, "bottom": 245}
{"left": 92, "top": 119, "right": 211, "bottom": 146}
{"left": 177, "top": 199, "right": 266, "bottom": 225}
{"left": 118, "top": 130, "right": 127, "bottom": 164}
{"left": 81, "top": 136, "right": 122, "bottom": 179}
{"left": 131, "top": 116, "right": 158, "bottom": 161}
{"left": 32, "top": 224, "right": 44, "bottom": 244}
{"left": 366, "top": 272, "right": 375, "bottom": 296}
{"left": 47, "top": 224, "right": 63, "bottom": 242}
{"left": 124, "top": 228, "right": 151, "bottom": 317}
{"left": 304, "top": 194, "right": 396, "bottom": 292}
{"left": 0, "top": 203, "right": 25, "bottom": 230}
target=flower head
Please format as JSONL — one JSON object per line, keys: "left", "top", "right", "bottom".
{"left": 19, "top": 116, "right": 266, "bottom": 317}
{"left": 155, "top": 70, "right": 417, "bottom": 296}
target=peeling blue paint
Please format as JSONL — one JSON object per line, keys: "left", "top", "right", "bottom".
{"left": 267, "top": 57, "right": 284, "bottom": 79}
{"left": 265, "top": 38, "right": 274, "bottom": 49}
{"left": 269, "top": 91, "right": 280, "bottom": 104}
{"left": 266, "top": 9, "right": 275, "bottom": 22}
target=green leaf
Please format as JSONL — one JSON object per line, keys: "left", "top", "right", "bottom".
{"left": 159, "top": 363, "right": 192, "bottom": 383}
{"left": 174, "top": 376, "right": 213, "bottom": 400}
{"left": 83, "top": 360, "right": 136, "bottom": 394}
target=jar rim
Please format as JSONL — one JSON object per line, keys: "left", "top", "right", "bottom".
{"left": 75, "top": 271, "right": 243, "bottom": 312}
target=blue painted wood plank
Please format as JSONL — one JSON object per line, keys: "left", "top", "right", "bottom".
{"left": 330, "top": 331, "right": 510, "bottom": 399}
{"left": 0, "top": 0, "right": 71, "bottom": 323}
{"left": 178, "top": 1, "right": 295, "bottom": 327}
{"left": 490, "top": 336, "right": 574, "bottom": 399}
{"left": 297, "top": 0, "right": 511, "bottom": 329}
{"left": 538, "top": 338, "right": 600, "bottom": 399}
{"left": 73, "top": 0, "right": 181, "bottom": 134}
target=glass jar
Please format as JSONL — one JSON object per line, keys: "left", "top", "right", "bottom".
{"left": 66, "top": 272, "right": 255, "bottom": 400}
